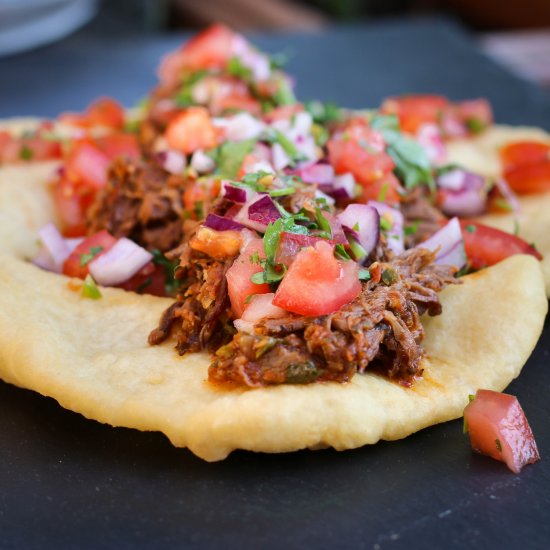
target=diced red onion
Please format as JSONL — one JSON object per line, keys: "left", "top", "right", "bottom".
{"left": 493, "top": 178, "right": 520, "bottom": 215}
{"left": 190, "top": 149, "right": 215, "bottom": 173}
{"left": 272, "top": 142, "right": 291, "bottom": 171}
{"left": 332, "top": 173, "right": 356, "bottom": 199}
{"left": 34, "top": 223, "right": 71, "bottom": 273}
{"left": 323, "top": 211, "right": 347, "bottom": 244}
{"left": 337, "top": 204, "right": 380, "bottom": 259}
{"left": 416, "top": 217, "right": 466, "bottom": 268}
{"left": 230, "top": 35, "right": 271, "bottom": 81}
{"left": 297, "top": 162, "right": 335, "bottom": 185}
{"left": 437, "top": 169, "right": 487, "bottom": 217}
{"left": 416, "top": 123, "right": 447, "bottom": 165}
{"left": 89, "top": 238, "right": 153, "bottom": 286}
{"left": 241, "top": 293, "right": 287, "bottom": 323}
{"left": 221, "top": 181, "right": 255, "bottom": 204}
{"left": 203, "top": 213, "right": 247, "bottom": 232}
{"left": 440, "top": 112, "right": 467, "bottom": 138}
{"left": 234, "top": 193, "right": 281, "bottom": 232}
{"left": 156, "top": 150, "right": 186, "bottom": 175}
{"left": 368, "top": 201, "right": 404, "bottom": 255}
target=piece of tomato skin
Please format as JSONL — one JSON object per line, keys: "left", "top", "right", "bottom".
{"left": 459, "top": 221, "right": 542, "bottom": 271}
{"left": 500, "top": 141, "right": 550, "bottom": 171}
{"left": 464, "top": 389, "right": 540, "bottom": 474}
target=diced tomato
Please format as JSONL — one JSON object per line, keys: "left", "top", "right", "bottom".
{"left": 455, "top": 99, "right": 493, "bottom": 133}
{"left": 51, "top": 177, "right": 91, "bottom": 237}
{"left": 62, "top": 230, "right": 117, "bottom": 279}
{"left": 328, "top": 122, "right": 395, "bottom": 185}
{"left": 272, "top": 241, "right": 361, "bottom": 316}
{"left": 118, "top": 262, "right": 168, "bottom": 297}
{"left": 504, "top": 160, "right": 550, "bottom": 195}
{"left": 165, "top": 107, "right": 220, "bottom": 155}
{"left": 460, "top": 220, "right": 542, "bottom": 270}
{"left": 358, "top": 172, "right": 403, "bottom": 205}
{"left": 226, "top": 238, "right": 270, "bottom": 317}
{"left": 212, "top": 91, "right": 262, "bottom": 117}
{"left": 66, "top": 141, "right": 111, "bottom": 190}
{"left": 381, "top": 95, "right": 449, "bottom": 134}
{"left": 60, "top": 97, "right": 126, "bottom": 129}
{"left": 275, "top": 232, "right": 328, "bottom": 267}
{"left": 464, "top": 389, "right": 540, "bottom": 474}
{"left": 500, "top": 141, "right": 550, "bottom": 171}
{"left": 158, "top": 24, "right": 236, "bottom": 85}
{"left": 96, "top": 133, "right": 140, "bottom": 160}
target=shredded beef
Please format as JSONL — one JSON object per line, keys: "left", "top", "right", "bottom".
{"left": 86, "top": 158, "right": 191, "bottom": 252}
{"left": 208, "top": 248, "right": 458, "bottom": 387}
{"left": 401, "top": 188, "right": 448, "bottom": 247}
{"left": 148, "top": 243, "right": 236, "bottom": 353}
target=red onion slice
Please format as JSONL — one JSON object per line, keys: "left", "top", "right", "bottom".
{"left": 416, "top": 123, "right": 446, "bottom": 165}
{"left": 234, "top": 193, "right": 281, "bottom": 232}
{"left": 89, "top": 238, "right": 153, "bottom": 286}
{"left": 34, "top": 223, "right": 71, "bottom": 273}
{"left": 368, "top": 201, "right": 404, "bottom": 255}
{"left": 337, "top": 204, "right": 380, "bottom": 259}
{"left": 417, "top": 217, "right": 466, "bottom": 268}
{"left": 221, "top": 181, "right": 256, "bottom": 204}
{"left": 297, "top": 162, "right": 335, "bottom": 185}
{"left": 332, "top": 173, "right": 356, "bottom": 199}
{"left": 493, "top": 178, "right": 520, "bottom": 215}
{"left": 204, "top": 213, "right": 247, "bottom": 232}
{"left": 437, "top": 169, "right": 487, "bottom": 217}
{"left": 156, "top": 150, "right": 186, "bottom": 175}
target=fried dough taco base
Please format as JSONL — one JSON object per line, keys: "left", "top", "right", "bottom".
{"left": 0, "top": 160, "right": 547, "bottom": 461}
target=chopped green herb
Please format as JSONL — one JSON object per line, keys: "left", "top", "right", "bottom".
{"left": 151, "top": 249, "right": 181, "bottom": 296}
{"left": 311, "top": 123, "right": 329, "bottom": 147}
{"left": 285, "top": 361, "right": 320, "bottom": 384}
{"left": 273, "top": 77, "right": 296, "bottom": 106}
{"left": 465, "top": 224, "right": 476, "bottom": 233}
{"left": 358, "top": 268, "right": 371, "bottom": 281}
{"left": 249, "top": 251, "right": 261, "bottom": 265}
{"left": 244, "top": 294, "right": 255, "bottom": 305}
{"left": 194, "top": 200, "right": 204, "bottom": 220}
{"left": 19, "top": 145, "right": 33, "bottom": 161}
{"left": 495, "top": 438, "right": 502, "bottom": 453}
{"left": 210, "top": 138, "right": 256, "bottom": 179}
{"left": 271, "top": 129, "right": 306, "bottom": 163}
{"left": 465, "top": 117, "right": 486, "bottom": 134}
{"left": 377, "top": 181, "right": 389, "bottom": 203}
{"left": 379, "top": 217, "right": 392, "bottom": 232}
{"left": 513, "top": 218, "right": 520, "bottom": 236}
{"left": 174, "top": 70, "right": 208, "bottom": 107}
{"left": 348, "top": 238, "right": 367, "bottom": 262}
{"left": 250, "top": 271, "right": 266, "bottom": 285}
{"left": 381, "top": 268, "right": 399, "bottom": 286}
{"left": 468, "top": 394, "right": 475, "bottom": 402}
{"left": 269, "top": 186, "right": 296, "bottom": 197}
{"left": 369, "top": 113, "right": 400, "bottom": 132}
{"left": 227, "top": 56, "right": 253, "bottom": 80}
{"left": 79, "top": 246, "right": 104, "bottom": 267}
{"left": 334, "top": 244, "right": 351, "bottom": 261}
{"left": 315, "top": 208, "right": 332, "bottom": 236}
{"left": 254, "top": 336, "right": 277, "bottom": 359}
{"left": 135, "top": 277, "right": 153, "bottom": 294}
{"left": 404, "top": 220, "right": 420, "bottom": 236}
{"left": 82, "top": 275, "right": 102, "bottom": 300}
{"left": 305, "top": 100, "right": 343, "bottom": 125}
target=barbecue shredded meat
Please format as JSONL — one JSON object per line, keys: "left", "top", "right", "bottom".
{"left": 208, "top": 248, "right": 458, "bottom": 387}
{"left": 86, "top": 158, "right": 191, "bottom": 252}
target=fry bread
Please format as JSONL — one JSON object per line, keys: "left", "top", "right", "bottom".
{"left": 0, "top": 159, "right": 547, "bottom": 461}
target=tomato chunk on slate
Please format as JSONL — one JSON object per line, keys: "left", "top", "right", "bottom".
{"left": 273, "top": 241, "right": 361, "bottom": 316}
{"left": 464, "top": 389, "right": 540, "bottom": 474}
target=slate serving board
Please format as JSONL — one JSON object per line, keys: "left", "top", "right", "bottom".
{"left": 1, "top": 17, "right": 549, "bottom": 550}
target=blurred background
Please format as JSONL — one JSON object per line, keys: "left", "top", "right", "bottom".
{"left": 1, "top": 0, "right": 550, "bottom": 88}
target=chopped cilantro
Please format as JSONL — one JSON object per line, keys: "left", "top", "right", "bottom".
{"left": 210, "top": 138, "right": 256, "bottom": 179}
{"left": 244, "top": 294, "right": 255, "bottom": 305}
{"left": 135, "top": 278, "right": 153, "bottom": 294}
{"left": 348, "top": 238, "right": 367, "bottom": 262}
{"left": 468, "top": 394, "right": 475, "bottom": 402}
{"left": 305, "top": 101, "right": 342, "bottom": 125}
{"left": 315, "top": 208, "right": 332, "bottom": 236}
{"left": 358, "top": 268, "right": 371, "bottom": 281}
{"left": 334, "top": 244, "right": 351, "bottom": 261}
{"left": 194, "top": 200, "right": 204, "bottom": 220}
{"left": 82, "top": 275, "right": 102, "bottom": 300}
{"left": 404, "top": 220, "right": 420, "bottom": 236}
{"left": 271, "top": 129, "right": 306, "bottom": 164}
{"left": 151, "top": 249, "right": 181, "bottom": 296}
{"left": 269, "top": 186, "right": 296, "bottom": 197}
{"left": 174, "top": 70, "right": 208, "bottom": 107}
{"left": 250, "top": 272, "right": 265, "bottom": 285}
{"left": 227, "top": 56, "right": 253, "bottom": 80}
{"left": 19, "top": 145, "right": 33, "bottom": 161}
{"left": 382, "top": 128, "right": 434, "bottom": 191}
{"left": 377, "top": 181, "right": 389, "bottom": 203}
{"left": 465, "top": 117, "right": 486, "bottom": 134}
{"left": 249, "top": 251, "right": 261, "bottom": 265}
{"left": 495, "top": 438, "right": 502, "bottom": 453}
{"left": 369, "top": 113, "right": 400, "bottom": 132}
{"left": 79, "top": 246, "right": 104, "bottom": 267}
{"left": 379, "top": 217, "right": 392, "bottom": 232}
{"left": 273, "top": 77, "right": 296, "bottom": 106}
{"left": 465, "top": 224, "right": 477, "bottom": 233}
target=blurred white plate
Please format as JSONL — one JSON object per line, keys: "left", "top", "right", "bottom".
{"left": 0, "top": 0, "right": 98, "bottom": 56}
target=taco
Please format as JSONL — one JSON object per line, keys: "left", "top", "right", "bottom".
{"left": 0, "top": 26, "right": 547, "bottom": 461}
